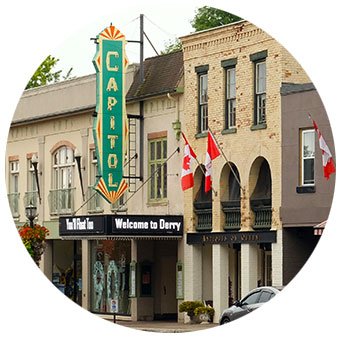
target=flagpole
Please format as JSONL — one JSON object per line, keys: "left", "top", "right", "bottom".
{"left": 193, "top": 155, "right": 218, "bottom": 195}
{"left": 181, "top": 131, "right": 218, "bottom": 195}
{"left": 208, "top": 127, "right": 243, "bottom": 190}
{"left": 113, "top": 147, "right": 180, "bottom": 213}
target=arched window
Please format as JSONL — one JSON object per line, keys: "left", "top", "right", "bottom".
{"left": 222, "top": 164, "right": 241, "bottom": 230}
{"left": 193, "top": 169, "right": 212, "bottom": 232}
{"left": 53, "top": 146, "right": 74, "bottom": 190}
{"left": 250, "top": 159, "right": 272, "bottom": 230}
{"left": 49, "top": 146, "right": 75, "bottom": 215}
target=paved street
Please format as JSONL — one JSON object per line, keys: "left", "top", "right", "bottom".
{"left": 114, "top": 320, "right": 218, "bottom": 333}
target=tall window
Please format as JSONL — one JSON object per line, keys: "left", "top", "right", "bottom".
{"left": 196, "top": 65, "right": 209, "bottom": 134}
{"left": 255, "top": 60, "right": 266, "bottom": 124}
{"left": 199, "top": 73, "right": 208, "bottom": 132}
{"left": 149, "top": 137, "right": 167, "bottom": 201}
{"left": 26, "top": 156, "right": 38, "bottom": 207}
{"left": 89, "top": 149, "right": 98, "bottom": 187}
{"left": 250, "top": 50, "right": 267, "bottom": 127}
{"left": 50, "top": 146, "right": 75, "bottom": 214}
{"left": 88, "top": 149, "right": 103, "bottom": 212}
{"left": 8, "top": 160, "right": 19, "bottom": 218}
{"left": 225, "top": 67, "right": 236, "bottom": 129}
{"left": 53, "top": 146, "right": 74, "bottom": 190}
{"left": 301, "top": 129, "right": 315, "bottom": 185}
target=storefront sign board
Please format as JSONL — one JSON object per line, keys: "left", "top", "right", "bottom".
{"left": 59, "top": 214, "right": 183, "bottom": 237}
{"left": 110, "top": 215, "right": 183, "bottom": 236}
{"left": 187, "top": 231, "right": 277, "bottom": 245}
{"left": 59, "top": 215, "right": 106, "bottom": 236}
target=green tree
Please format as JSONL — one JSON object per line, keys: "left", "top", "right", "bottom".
{"left": 191, "top": 6, "right": 242, "bottom": 32}
{"left": 161, "top": 6, "right": 242, "bottom": 54}
{"left": 161, "top": 38, "right": 182, "bottom": 55}
{"left": 25, "top": 55, "right": 73, "bottom": 89}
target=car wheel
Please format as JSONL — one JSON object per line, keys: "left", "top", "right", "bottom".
{"left": 220, "top": 317, "right": 230, "bottom": 325}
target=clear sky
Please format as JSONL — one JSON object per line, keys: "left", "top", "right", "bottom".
{"left": 54, "top": 5, "right": 196, "bottom": 77}
{"left": 0, "top": 1, "right": 341, "bottom": 343}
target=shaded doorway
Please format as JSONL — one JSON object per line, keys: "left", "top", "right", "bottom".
{"left": 153, "top": 240, "right": 178, "bottom": 320}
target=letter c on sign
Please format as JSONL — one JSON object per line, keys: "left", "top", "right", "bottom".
{"left": 106, "top": 52, "right": 119, "bottom": 72}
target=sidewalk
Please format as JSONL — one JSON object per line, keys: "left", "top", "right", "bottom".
{"left": 113, "top": 320, "right": 219, "bottom": 333}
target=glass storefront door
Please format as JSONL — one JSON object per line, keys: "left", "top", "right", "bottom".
{"left": 90, "top": 240, "right": 131, "bottom": 315}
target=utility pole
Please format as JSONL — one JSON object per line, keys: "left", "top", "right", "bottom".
{"left": 139, "top": 14, "right": 144, "bottom": 181}
{"left": 139, "top": 14, "right": 144, "bottom": 83}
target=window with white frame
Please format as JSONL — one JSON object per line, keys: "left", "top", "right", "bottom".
{"left": 8, "top": 160, "right": 20, "bottom": 217}
{"left": 53, "top": 146, "right": 74, "bottom": 190}
{"left": 148, "top": 137, "right": 167, "bottom": 201}
{"left": 88, "top": 149, "right": 103, "bottom": 212}
{"left": 28, "top": 158, "right": 37, "bottom": 192}
{"left": 89, "top": 149, "right": 98, "bottom": 187}
{"left": 50, "top": 146, "right": 75, "bottom": 214}
{"left": 9, "top": 160, "right": 19, "bottom": 193}
{"left": 301, "top": 129, "right": 315, "bottom": 185}
{"left": 255, "top": 60, "right": 266, "bottom": 125}
{"left": 225, "top": 67, "right": 236, "bottom": 129}
{"left": 26, "top": 157, "right": 38, "bottom": 207}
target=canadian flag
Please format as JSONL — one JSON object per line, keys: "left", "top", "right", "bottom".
{"left": 181, "top": 132, "right": 197, "bottom": 191}
{"left": 311, "top": 116, "right": 336, "bottom": 180}
{"left": 205, "top": 131, "right": 221, "bottom": 192}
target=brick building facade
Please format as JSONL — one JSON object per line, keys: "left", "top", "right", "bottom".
{"left": 180, "top": 20, "right": 334, "bottom": 323}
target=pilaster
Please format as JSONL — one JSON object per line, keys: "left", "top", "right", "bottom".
{"left": 212, "top": 244, "right": 229, "bottom": 323}
{"left": 241, "top": 243, "right": 258, "bottom": 296}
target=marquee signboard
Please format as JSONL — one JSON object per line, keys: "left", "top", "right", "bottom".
{"left": 59, "top": 215, "right": 184, "bottom": 237}
{"left": 59, "top": 215, "right": 106, "bottom": 236}
{"left": 92, "top": 25, "right": 129, "bottom": 204}
{"left": 110, "top": 215, "right": 183, "bottom": 236}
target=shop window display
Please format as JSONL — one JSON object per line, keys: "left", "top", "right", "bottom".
{"left": 52, "top": 240, "right": 82, "bottom": 306}
{"left": 91, "top": 240, "right": 131, "bottom": 315}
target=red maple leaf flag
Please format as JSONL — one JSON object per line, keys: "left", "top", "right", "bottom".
{"left": 181, "top": 132, "right": 197, "bottom": 191}
{"left": 311, "top": 116, "right": 336, "bottom": 180}
{"left": 205, "top": 131, "right": 221, "bottom": 192}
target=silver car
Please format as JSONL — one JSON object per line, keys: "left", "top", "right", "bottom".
{"left": 219, "top": 286, "right": 280, "bottom": 324}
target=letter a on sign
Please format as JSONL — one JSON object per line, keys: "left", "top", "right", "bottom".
{"left": 92, "top": 25, "right": 129, "bottom": 204}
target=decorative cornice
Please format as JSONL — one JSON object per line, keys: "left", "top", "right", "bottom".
{"left": 183, "top": 27, "right": 264, "bottom": 53}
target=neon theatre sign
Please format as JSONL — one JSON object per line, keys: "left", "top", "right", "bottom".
{"left": 92, "top": 25, "right": 129, "bottom": 204}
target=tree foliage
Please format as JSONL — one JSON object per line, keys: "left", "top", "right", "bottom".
{"left": 25, "top": 55, "right": 73, "bottom": 89}
{"left": 161, "top": 38, "right": 182, "bottom": 55}
{"left": 191, "top": 6, "right": 242, "bottom": 32}
{"left": 161, "top": 6, "right": 242, "bottom": 54}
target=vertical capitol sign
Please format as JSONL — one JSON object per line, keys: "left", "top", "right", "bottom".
{"left": 92, "top": 25, "right": 129, "bottom": 204}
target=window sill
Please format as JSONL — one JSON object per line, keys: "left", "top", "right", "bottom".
{"left": 296, "top": 185, "right": 316, "bottom": 193}
{"left": 147, "top": 200, "right": 169, "bottom": 207}
{"left": 195, "top": 132, "right": 207, "bottom": 139}
{"left": 222, "top": 128, "right": 237, "bottom": 135}
{"left": 111, "top": 207, "right": 127, "bottom": 213}
{"left": 250, "top": 123, "right": 267, "bottom": 131}
{"left": 88, "top": 209, "right": 104, "bottom": 214}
